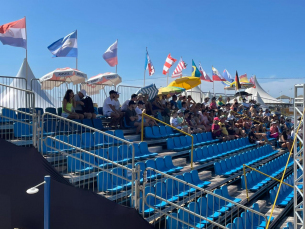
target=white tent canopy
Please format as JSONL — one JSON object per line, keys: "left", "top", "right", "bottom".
{"left": 186, "top": 86, "right": 203, "bottom": 103}
{"left": 0, "top": 59, "right": 57, "bottom": 110}
{"left": 245, "top": 75, "right": 282, "bottom": 104}
{"left": 253, "top": 91, "right": 268, "bottom": 108}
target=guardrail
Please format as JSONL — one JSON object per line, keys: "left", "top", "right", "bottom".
{"left": 140, "top": 112, "right": 194, "bottom": 169}
{"left": 142, "top": 167, "right": 268, "bottom": 228}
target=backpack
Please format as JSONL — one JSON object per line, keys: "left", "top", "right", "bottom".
{"left": 81, "top": 96, "right": 94, "bottom": 113}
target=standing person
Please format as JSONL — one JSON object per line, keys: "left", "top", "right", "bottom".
{"left": 121, "top": 94, "right": 138, "bottom": 112}
{"left": 62, "top": 89, "right": 83, "bottom": 119}
{"left": 103, "top": 90, "right": 122, "bottom": 127}
{"left": 74, "top": 89, "right": 96, "bottom": 119}
{"left": 125, "top": 101, "right": 148, "bottom": 134}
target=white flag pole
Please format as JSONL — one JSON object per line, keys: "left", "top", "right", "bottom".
{"left": 24, "top": 16, "right": 28, "bottom": 87}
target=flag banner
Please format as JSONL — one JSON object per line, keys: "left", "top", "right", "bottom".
{"left": 249, "top": 76, "right": 256, "bottom": 88}
{"left": 163, "top": 54, "right": 177, "bottom": 75}
{"left": 48, "top": 30, "right": 78, "bottom": 58}
{"left": 145, "top": 50, "right": 155, "bottom": 76}
{"left": 235, "top": 71, "right": 241, "bottom": 90}
{"left": 103, "top": 40, "right": 118, "bottom": 67}
{"left": 0, "top": 18, "right": 26, "bottom": 49}
{"left": 191, "top": 60, "right": 201, "bottom": 77}
{"left": 198, "top": 63, "right": 213, "bottom": 82}
{"left": 239, "top": 73, "right": 248, "bottom": 83}
{"left": 172, "top": 57, "right": 186, "bottom": 78}
{"left": 222, "top": 69, "right": 234, "bottom": 85}
{"left": 212, "top": 66, "right": 226, "bottom": 81}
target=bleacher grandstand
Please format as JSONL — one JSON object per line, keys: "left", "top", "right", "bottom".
{"left": 0, "top": 78, "right": 303, "bottom": 229}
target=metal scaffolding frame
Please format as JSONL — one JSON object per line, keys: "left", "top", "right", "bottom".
{"left": 294, "top": 84, "right": 305, "bottom": 229}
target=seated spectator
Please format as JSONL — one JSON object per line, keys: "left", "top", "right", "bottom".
{"left": 285, "top": 117, "right": 293, "bottom": 129}
{"left": 121, "top": 94, "right": 138, "bottom": 112}
{"left": 113, "top": 93, "right": 121, "bottom": 111}
{"left": 62, "top": 89, "right": 83, "bottom": 119}
{"left": 226, "top": 97, "right": 231, "bottom": 104}
{"left": 242, "top": 98, "right": 250, "bottom": 108}
{"left": 180, "top": 101, "right": 187, "bottom": 112}
{"left": 217, "top": 96, "right": 224, "bottom": 107}
{"left": 203, "top": 97, "right": 210, "bottom": 107}
{"left": 170, "top": 95, "right": 178, "bottom": 110}
{"left": 243, "top": 117, "right": 251, "bottom": 134}
{"left": 270, "top": 121, "right": 279, "bottom": 138}
{"left": 193, "top": 112, "right": 206, "bottom": 132}
{"left": 103, "top": 90, "right": 122, "bottom": 127}
{"left": 263, "top": 109, "right": 271, "bottom": 119}
{"left": 201, "top": 109, "right": 211, "bottom": 131}
{"left": 125, "top": 100, "right": 147, "bottom": 134}
{"left": 74, "top": 89, "right": 96, "bottom": 119}
{"left": 162, "top": 102, "right": 171, "bottom": 124}
{"left": 186, "top": 95, "right": 196, "bottom": 109}
{"left": 279, "top": 128, "right": 292, "bottom": 151}
{"left": 219, "top": 115, "right": 235, "bottom": 140}
{"left": 231, "top": 101, "right": 238, "bottom": 112}
{"left": 227, "top": 119, "right": 246, "bottom": 137}
{"left": 248, "top": 126, "right": 269, "bottom": 145}
{"left": 152, "top": 96, "right": 164, "bottom": 114}
{"left": 177, "top": 95, "right": 184, "bottom": 109}
{"left": 170, "top": 110, "right": 190, "bottom": 133}
{"left": 135, "top": 101, "right": 157, "bottom": 126}
{"left": 209, "top": 97, "right": 217, "bottom": 110}
{"left": 249, "top": 104, "right": 257, "bottom": 117}
{"left": 211, "top": 117, "right": 227, "bottom": 141}
{"left": 143, "top": 94, "right": 153, "bottom": 115}
{"left": 160, "top": 95, "right": 168, "bottom": 107}
{"left": 227, "top": 110, "right": 235, "bottom": 120}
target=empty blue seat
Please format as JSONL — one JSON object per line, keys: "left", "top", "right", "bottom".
{"left": 13, "top": 122, "right": 32, "bottom": 138}
{"left": 45, "top": 107, "right": 57, "bottom": 115}
{"left": 152, "top": 126, "right": 165, "bottom": 138}
{"left": 220, "top": 186, "right": 241, "bottom": 203}
{"left": 92, "top": 119, "right": 104, "bottom": 130}
{"left": 97, "top": 171, "right": 113, "bottom": 192}
{"left": 139, "top": 142, "right": 157, "bottom": 157}
{"left": 165, "top": 126, "right": 180, "bottom": 136}
{"left": 57, "top": 120, "right": 70, "bottom": 134}
{"left": 197, "top": 196, "right": 221, "bottom": 219}
{"left": 145, "top": 127, "right": 158, "bottom": 139}
{"left": 68, "top": 134, "right": 82, "bottom": 148}
{"left": 39, "top": 137, "right": 58, "bottom": 154}
{"left": 114, "top": 129, "right": 131, "bottom": 142}
{"left": 44, "top": 120, "right": 57, "bottom": 133}
{"left": 105, "top": 130, "right": 118, "bottom": 144}
{"left": 159, "top": 126, "right": 169, "bottom": 138}
{"left": 81, "top": 132, "right": 95, "bottom": 149}
{"left": 1, "top": 108, "right": 17, "bottom": 122}
{"left": 94, "top": 148, "right": 110, "bottom": 168}
{"left": 67, "top": 152, "right": 83, "bottom": 172}
{"left": 34, "top": 107, "right": 44, "bottom": 115}
{"left": 54, "top": 135, "right": 75, "bottom": 152}
{"left": 164, "top": 155, "right": 182, "bottom": 172}
{"left": 166, "top": 213, "right": 179, "bottom": 229}
{"left": 155, "top": 157, "right": 175, "bottom": 174}
{"left": 118, "top": 145, "right": 132, "bottom": 163}
{"left": 190, "top": 170, "right": 211, "bottom": 188}
{"left": 93, "top": 132, "right": 110, "bottom": 147}
{"left": 17, "top": 108, "right": 31, "bottom": 121}
{"left": 167, "top": 138, "right": 175, "bottom": 150}
{"left": 108, "top": 146, "right": 121, "bottom": 163}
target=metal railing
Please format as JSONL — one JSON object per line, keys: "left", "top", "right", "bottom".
{"left": 140, "top": 113, "right": 194, "bottom": 169}
{"left": 38, "top": 112, "right": 137, "bottom": 207}
{"left": 117, "top": 85, "right": 142, "bottom": 104}
{"left": 142, "top": 167, "right": 268, "bottom": 229}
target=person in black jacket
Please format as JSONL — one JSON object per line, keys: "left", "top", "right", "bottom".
{"left": 74, "top": 89, "right": 96, "bottom": 119}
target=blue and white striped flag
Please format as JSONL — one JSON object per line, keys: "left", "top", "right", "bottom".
{"left": 136, "top": 84, "right": 158, "bottom": 100}
{"left": 47, "top": 30, "right": 78, "bottom": 57}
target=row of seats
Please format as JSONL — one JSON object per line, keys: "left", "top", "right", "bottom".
{"left": 145, "top": 126, "right": 180, "bottom": 139}
{"left": 165, "top": 186, "right": 240, "bottom": 229}
{"left": 167, "top": 132, "right": 219, "bottom": 151}
{"left": 270, "top": 170, "right": 301, "bottom": 207}
{"left": 214, "top": 145, "right": 278, "bottom": 176}
{"left": 0, "top": 108, "right": 43, "bottom": 123}
{"left": 40, "top": 130, "right": 131, "bottom": 154}
{"left": 97, "top": 156, "right": 179, "bottom": 193}
{"left": 241, "top": 153, "right": 293, "bottom": 191}
{"left": 140, "top": 170, "right": 211, "bottom": 216}
{"left": 226, "top": 203, "right": 273, "bottom": 229}
{"left": 283, "top": 222, "right": 293, "bottom": 229}
{"left": 191, "top": 138, "right": 255, "bottom": 164}
{"left": 66, "top": 142, "right": 156, "bottom": 172}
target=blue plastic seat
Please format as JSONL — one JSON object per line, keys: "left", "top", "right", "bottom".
{"left": 174, "top": 175, "right": 190, "bottom": 197}
{"left": 159, "top": 126, "right": 169, "bottom": 138}
{"left": 57, "top": 120, "right": 70, "bottom": 134}
{"left": 190, "top": 170, "right": 211, "bottom": 188}
{"left": 67, "top": 152, "right": 83, "bottom": 172}
{"left": 166, "top": 213, "right": 179, "bottom": 229}
{"left": 183, "top": 173, "right": 197, "bottom": 192}
{"left": 94, "top": 148, "right": 110, "bottom": 168}
{"left": 188, "top": 202, "right": 209, "bottom": 228}
{"left": 45, "top": 107, "right": 57, "bottom": 115}
{"left": 118, "top": 145, "right": 132, "bottom": 163}
{"left": 13, "top": 122, "right": 32, "bottom": 138}
{"left": 129, "top": 144, "right": 146, "bottom": 159}
{"left": 105, "top": 130, "right": 118, "bottom": 144}
{"left": 68, "top": 134, "right": 82, "bottom": 148}
{"left": 44, "top": 120, "right": 57, "bottom": 133}
{"left": 154, "top": 182, "right": 169, "bottom": 208}
{"left": 164, "top": 155, "right": 182, "bottom": 172}
{"left": 81, "top": 132, "right": 95, "bottom": 149}
{"left": 139, "top": 142, "right": 157, "bottom": 157}
{"left": 155, "top": 157, "right": 175, "bottom": 174}
{"left": 107, "top": 167, "right": 127, "bottom": 192}
{"left": 82, "top": 119, "right": 93, "bottom": 128}
{"left": 173, "top": 137, "right": 188, "bottom": 150}
{"left": 164, "top": 178, "right": 179, "bottom": 202}
{"left": 167, "top": 138, "right": 175, "bottom": 150}
{"left": 108, "top": 146, "right": 121, "bottom": 163}
{"left": 197, "top": 196, "right": 221, "bottom": 219}
{"left": 115, "top": 129, "right": 131, "bottom": 142}
{"left": 97, "top": 171, "right": 113, "bottom": 192}
{"left": 54, "top": 135, "right": 75, "bottom": 152}
{"left": 34, "top": 107, "right": 44, "bottom": 115}
{"left": 1, "top": 108, "right": 17, "bottom": 122}
{"left": 214, "top": 189, "right": 232, "bottom": 211}
{"left": 93, "top": 132, "right": 111, "bottom": 147}
{"left": 145, "top": 127, "right": 158, "bottom": 139}
{"left": 39, "top": 137, "right": 58, "bottom": 154}
{"left": 152, "top": 126, "right": 164, "bottom": 138}
{"left": 221, "top": 186, "right": 241, "bottom": 203}
{"left": 92, "top": 119, "right": 104, "bottom": 130}
{"left": 17, "top": 108, "right": 31, "bottom": 121}
{"left": 165, "top": 126, "right": 180, "bottom": 136}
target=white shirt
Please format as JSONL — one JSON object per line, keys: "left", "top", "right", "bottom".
{"left": 227, "top": 113, "right": 235, "bottom": 120}
{"left": 121, "top": 100, "right": 130, "bottom": 112}
{"left": 263, "top": 112, "right": 271, "bottom": 117}
{"left": 242, "top": 102, "right": 250, "bottom": 108}
{"left": 103, "top": 97, "right": 116, "bottom": 115}
{"left": 135, "top": 106, "right": 142, "bottom": 121}
{"left": 204, "top": 102, "right": 209, "bottom": 107}
{"left": 170, "top": 117, "right": 179, "bottom": 127}
{"left": 113, "top": 100, "right": 120, "bottom": 110}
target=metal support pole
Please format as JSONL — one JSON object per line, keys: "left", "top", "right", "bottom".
{"left": 44, "top": 175, "right": 51, "bottom": 229}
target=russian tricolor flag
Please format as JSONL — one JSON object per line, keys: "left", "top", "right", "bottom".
{"left": 0, "top": 18, "right": 26, "bottom": 49}
{"left": 103, "top": 40, "right": 118, "bottom": 67}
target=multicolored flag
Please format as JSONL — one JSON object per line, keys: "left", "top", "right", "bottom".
{"left": 191, "top": 60, "right": 201, "bottom": 77}
{"left": 198, "top": 63, "right": 213, "bottom": 82}
{"left": 163, "top": 54, "right": 177, "bottom": 75}
{"left": 48, "top": 30, "right": 78, "bottom": 57}
{"left": 249, "top": 76, "right": 256, "bottom": 88}
{"left": 103, "top": 40, "right": 118, "bottom": 67}
{"left": 235, "top": 71, "right": 241, "bottom": 90}
{"left": 239, "top": 73, "right": 248, "bottom": 83}
{"left": 212, "top": 66, "right": 226, "bottom": 81}
{"left": 222, "top": 69, "right": 234, "bottom": 86}
{"left": 145, "top": 49, "right": 155, "bottom": 76}
{"left": 172, "top": 57, "right": 186, "bottom": 78}
{"left": 0, "top": 18, "right": 26, "bottom": 49}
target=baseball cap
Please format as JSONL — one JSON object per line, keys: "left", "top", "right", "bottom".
{"left": 214, "top": 117, "right": 220, "bottom": 121}
{"left": 109, "top": 90, "right": 117, "bottom": 95}
{"left": 220, "top": 115, "right": 226, "bottom": 119}
{"left": 79, "top": 89, "right": 87, "bottom": 97}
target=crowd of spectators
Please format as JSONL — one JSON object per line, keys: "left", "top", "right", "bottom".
{"left": 62, "top": 89, "right": 297, "bottom": 151}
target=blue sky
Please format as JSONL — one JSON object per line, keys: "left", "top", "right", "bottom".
{"left": 0, "top": 0, "right": 304, "bottom": 98}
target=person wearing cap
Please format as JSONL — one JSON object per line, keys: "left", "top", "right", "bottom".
{"left": 203, "top": 97, "right": 210, "bottom": 107}
{"left": 121, "top": 94, "right": 138, "bottom": 112}
{"left": 103, "top": 90, "right": 121, "bottom": 127}
{"left": 125, "top": 100, "right": 147, "bottom": 134}
{"left": 73, "top": 89, "right": 96, "bottom": 119}
{"left": 270, "top": 121, "right": 279, "bottom": 139}
{"left": 242, "top": 98, "right": 250, "bottom": 108}
{"left": 285, "top": 117, "right": 293, "bottom": 129}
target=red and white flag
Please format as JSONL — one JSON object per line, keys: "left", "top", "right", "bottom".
{"left": 0, "top": 18, "right": 26, "bottom": 49}
{"left": 198, "top": 63, "right": 213, "bottom": 82}
{"left": 171, "top": 57, "right": 187, "bottom": 78}
{"left": 145, "top": 50, "right": 155, "bottom": 76}
{"left": 163, "top": 54, "right": 177, "bottom": 75}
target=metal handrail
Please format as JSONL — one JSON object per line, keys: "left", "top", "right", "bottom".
{"left": 142, "top": 167, "right": 268, "bottom": 222}
{"left": 140, "top": 113, "right": 194, "bottom": 169}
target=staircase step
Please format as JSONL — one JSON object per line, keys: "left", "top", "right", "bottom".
{"left": 148, "top": 146, "right": 163, "bottom": 153}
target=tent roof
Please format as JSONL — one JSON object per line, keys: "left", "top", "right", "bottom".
{"left": 276, "top": 95, "right": 291, "bottom": 99}
{"left": 245, "top": 76, "right": 283, "bottom": 104}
